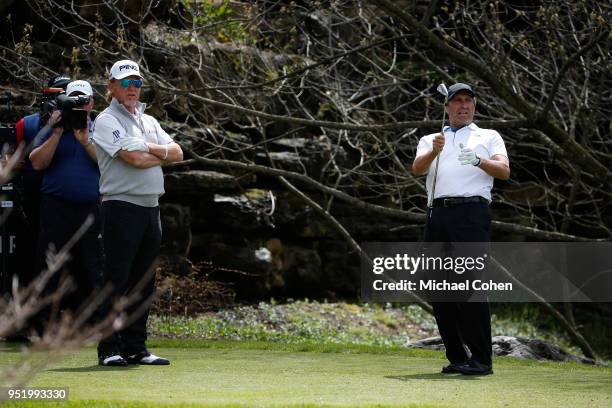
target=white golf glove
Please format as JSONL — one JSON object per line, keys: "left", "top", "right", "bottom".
{"left": 120, "top": 137, "right": 149, "bottom": 152}
{"left": 458, "top": 146, "right": 480, "bottom": 166}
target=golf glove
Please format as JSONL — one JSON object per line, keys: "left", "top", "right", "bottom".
{"left": 458, "top": 147, "right": 480, "bottom": 166}
{"left": 120, "top": 137, "right": 149, "bottom": 152}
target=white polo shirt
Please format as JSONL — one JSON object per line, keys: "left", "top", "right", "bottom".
{"left": 416, "top": 122, "right": 508, "bottom": 202}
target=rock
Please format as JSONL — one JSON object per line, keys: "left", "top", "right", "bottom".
{"left": 492, "top": 335, "right": 595, "bottom": 364}
{"left": 269, "top": 138, "right": 310, "bottom": 150}
{"left": 188, "top": 234, "right": 281, "bottom": 299}
{"left": 335, "top": 214, "right": 422, "bottom": 241}
{"left": 319, "top": 241, "right": 361, "bottom": 297}
{"left": 186, "top": 235, "right": 327, "bottom": 299}
{"left": 0, "top": 0, "right": 16, "bottom": 14}
{"left": 160, "top": 203, "right": 192, "bottom": 257}
{"left": 0, "top": 87, "right": 37, "bottom": 123}
{"left": 0, "top": 86, "right": 35, "bottom": 107}
{"left": 168, "top": 123, "right": 255, "bottom": 159}
{"left": 163, "top": 125, "right": 204, "bottom": 151}
{"left": 254, "top": 137, "right": 348, "bottom": 178}
{"left": 164, "top": 170, "right": 251, "bottom": 196}
{"left": 270, "top": 193, "right": 313, "bottom": 234}
{"left": 268, "top": 239, "right": 324, "bottom": 297}
{"left": 410, "top": 335, "right": 595, "bottom": 364}
{"left": 256, "top": 151, "right": 305, "bottom": 172}
{"left": 207, "top": 189, "right": 276, "bottom": 230}
{"left": 500, "top": 183, "right": 548, "bottom": 206}
{"left": 409, "top": 336, "right": 446, "bottom": 350}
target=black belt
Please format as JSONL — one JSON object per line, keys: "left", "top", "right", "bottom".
{"left": 432, "top": 196, "right": 488, "bottom": 207}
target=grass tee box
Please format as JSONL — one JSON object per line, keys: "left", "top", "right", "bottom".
{"left": 1, "top": 340, "right": 611, "bottom": 408}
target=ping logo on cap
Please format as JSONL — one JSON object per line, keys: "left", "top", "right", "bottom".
{"left": 110, "top": 59, "right": 143, "bottom": 79}
{"left": 119, "top": 64, "right": 138, "bottom": 72}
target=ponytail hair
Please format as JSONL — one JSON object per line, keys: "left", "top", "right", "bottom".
{"left": 106, "top": 79, "right": 116, "bottom": 103}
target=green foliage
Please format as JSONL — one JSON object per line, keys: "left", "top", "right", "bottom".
{"left": 148, "top": 301, "right": 584, "bottom": 357}
{"left": 317, "top": 102, "right": 340, "bottom": 120}
{"left": 149, "top": 301, "right": 429, "bottom": 348}
{"left": 14, "top": 24, "right": 33, "bottom": 56}
{"left": 182, "top": 0, "right": 253, "bottom": 44}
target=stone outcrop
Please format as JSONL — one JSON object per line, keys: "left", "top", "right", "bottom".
{"left": 158, "top": 131, "right": 419, "bottom": 300}
{"left": 410, "top": 335, "right": 596, "bottom": 364}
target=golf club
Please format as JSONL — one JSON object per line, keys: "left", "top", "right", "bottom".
{"left": 429, "top": 83, "right": 448, "bottom": 208}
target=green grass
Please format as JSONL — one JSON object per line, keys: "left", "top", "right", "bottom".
{"left": 1, "top": 340, "right": 610, "bottom": 408}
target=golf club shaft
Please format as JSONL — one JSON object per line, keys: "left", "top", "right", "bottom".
{"left": 429, "top": 108, "right": 446, "bottom": 209}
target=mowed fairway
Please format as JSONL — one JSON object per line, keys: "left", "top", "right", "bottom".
{"left": 1, "top": 340, "right": 611, "bottom": 408}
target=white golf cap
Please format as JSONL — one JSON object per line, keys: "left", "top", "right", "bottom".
{"left": 109, "top": 59, "right": 142, "bottom": 80}
{"left": 66, "top": 80, "right": 93, "bottom": 96}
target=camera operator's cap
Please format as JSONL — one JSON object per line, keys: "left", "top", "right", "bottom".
{"left": 447, "top": 83, "right": 475, "bottom": 101}
{"left": 47, "top": 74, "right": 71, "bottom": 90}
{"left": 110, "top": 59, "right": 142, "bottom": 80}
{"left": 66, "top": 80, "right": 93, "bottom": 97}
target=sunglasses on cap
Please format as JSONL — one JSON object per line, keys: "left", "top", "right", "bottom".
{"left": 118, "top": 78, "right": 143, "bottom": 88}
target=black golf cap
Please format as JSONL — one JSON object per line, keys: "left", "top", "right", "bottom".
{"left": 47, "top": 74, "right": 71, "bottom": 90}
{"left": 447, "top": 83, "right": 475, "bottom": 101}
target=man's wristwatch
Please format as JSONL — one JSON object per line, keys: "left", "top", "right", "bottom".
{"left": 473, "top": 155, "right": 481, "bottom": 167}
{"left": 82, "top": 138, "right": 94, "bottom": 147}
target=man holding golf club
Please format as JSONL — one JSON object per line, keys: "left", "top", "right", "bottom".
{"left": 412, "top": 83, "right": 509, "bottom": 375}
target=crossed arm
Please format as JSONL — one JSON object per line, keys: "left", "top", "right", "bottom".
{"left": 118, "top": 141, "right": 183, "bottom": 169}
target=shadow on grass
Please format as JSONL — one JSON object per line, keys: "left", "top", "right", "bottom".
{"left": 48, "top": 365, "right": 141, "bottom": 373}
{"left": 386, "top": 373, "right": 485, "bottom": 381}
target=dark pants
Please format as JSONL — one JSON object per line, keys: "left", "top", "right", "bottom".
{"left": 425, "top": 201, "right": 492, "bottom": 366}
{"left": 35, "top": 194, "right": 103, "bottom": 323}
{"left": 19, "top": 172, "right": 42, "bottom": 287}
{"left": 97, "top": 200, "right": 161, "bottom": 357}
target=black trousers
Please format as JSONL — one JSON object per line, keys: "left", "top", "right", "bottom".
{"left": 19, "top": 172, "right": 42, "bottom": 287}
{"left": 425, "top": 201, "right": 492, "bottom": 366}
{"left": 36, "top": 194, "right": 103, "bottom": 321}
{"left": 98, "top": 201, "right": 161, "bottom": 357}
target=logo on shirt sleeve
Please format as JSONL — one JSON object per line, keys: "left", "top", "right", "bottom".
{"left": 112, "top": 130, "right": 121, "bottom": 142}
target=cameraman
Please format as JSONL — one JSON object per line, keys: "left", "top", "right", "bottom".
{"left": 14, "top": 75, "right": 71, "bottom": 291}
{"left": 28, "top": 80, "right": 103, "bottom": 328}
